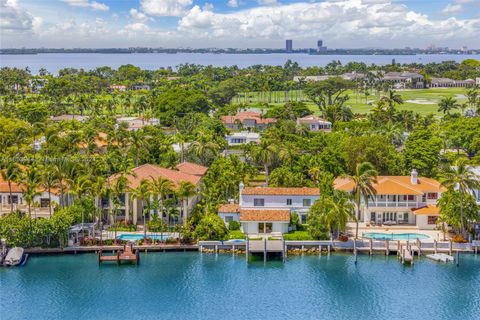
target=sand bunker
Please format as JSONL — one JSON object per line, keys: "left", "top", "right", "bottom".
{"left": 406, "top": 99, "right": 436, "bottom": 105}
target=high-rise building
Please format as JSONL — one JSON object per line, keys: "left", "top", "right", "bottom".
{"left": 286, "top": 40, "right": 293, "bottom": 53}
{"left": 317, "top": 39, "right": 327, "bottom": 53}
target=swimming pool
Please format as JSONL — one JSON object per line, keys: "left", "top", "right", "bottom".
{"left": 116, "top": 233, "right": 171, "bottom": 241}
{"left": 364, "top": 232, "right": 430, "bottom": 241}
{"left": 227, "top": 239, "right": 246, "bottom": 243}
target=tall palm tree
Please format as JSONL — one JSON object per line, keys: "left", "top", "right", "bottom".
{"left": 440, "top": 159, "right": 480, "bottom": 236}
{"left": 129, "top": 130, "right": 146, "bottom": 167}
{"left": 39, "top": 164, "right": 56, "bottom": 217}
{"left": 90, "top": 176, "right": 107, "bottom": 241}
{"left": 150, "top": 177, "right": 174, "bottom": 224}
{"left": 111, "top": 174, "right": 129, "bottom": 243}
{"left": 177, "top": 181, "right": 196, "bottom": 226}
{"left": 342, "top": 162, "right": 378, "bottom": 239}
{"left": 252, "top": 140, "right": 277, "bottom": 186}
{"left": 130, "top": 179, "right": 152, "bottom": 240}
{"left": 189, "top": 134, "right": 220, "bottom": 165}
{"left": 51, "top": 158, "right": 73, "bottom": 208}
{"left": 380, "top": 89, "right": 403, "bottom": 109}
{"left": 438, "top": 97, "right": 459, "bottom": 115}
{"left": 1, "top": 161, "right": 21, "bottom": 212}
{"left": 22, "top": 167, "right": 41, "bottom": 218}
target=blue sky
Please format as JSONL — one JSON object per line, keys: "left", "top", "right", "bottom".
{"left": 1, "top": 0, "right": 480, "bottom": 48}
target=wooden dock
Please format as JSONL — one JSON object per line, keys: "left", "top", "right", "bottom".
{"left": 98, "top": 244, "right": 139, "bottom": 265}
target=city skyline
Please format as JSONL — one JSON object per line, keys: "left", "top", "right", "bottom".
{"left": 1, "top": 0, "right": 480, "bottom": 49}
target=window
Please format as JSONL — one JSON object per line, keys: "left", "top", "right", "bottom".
{"left": 286, "top": 199, "right": 292, "bottom": 206}
{"left": 303, "top": 199, "right": 311, "bottom": 207}
{"left": 427, "top": 193, "right": 438, "bottom": 200}
{"left": 225, "top": 216, "right": 234, "bottom": 223}
{"left": 403, "top": 212, "right": 409, "bottom": 222}
{"left": 40, "top": 198, "right": 50, "bottom": 208}
{"left": 370, "top": 212, "right": 376, "bottom": 222}
{"left": 254, "top": 198, "right": 265, "bottom": 207}
{"left": 8, "top": 195, "right": 18, "bottom": 204}
{"left": 428, "top": 216, "right": 438, "bottom": 225}
{"left": 300, "top": 214, "right": 307, "bottom": 224}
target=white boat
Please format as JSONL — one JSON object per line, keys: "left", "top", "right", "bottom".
{"left": 4, "top": 247, "right": 24, "bottom": 266}
{"left": 426, "top": 253, "right": 454, "bottom": 263}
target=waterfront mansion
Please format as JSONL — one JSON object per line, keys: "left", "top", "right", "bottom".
{"left": 218, "top": 170, "right": 445, "bottom": 235}
{"left": 218, "top": 183, "right": 320, "bottom": 235}
{"left": 335, "top": 170, "right": 445, "bottom": 230}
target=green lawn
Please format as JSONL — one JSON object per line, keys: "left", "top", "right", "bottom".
{"left": 234, "top": 87, "right": 469, "bottom": 116}
{"left": 228, "top": 230, "right": 246, "bottom": 240}
{"left": 283, "top": 231, "right": 314, "bottom": 240}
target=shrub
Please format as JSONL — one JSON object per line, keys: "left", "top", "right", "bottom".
{"left": 107, "top": 221, "right": 136, "bottom": 232}
{"left": 283, "top": 231, "right": 315, "bottom": 241}
{"left": 228, "top": 220, "right": 240, "bottom": 231}
{"left": 166, "top": 238, "right": 178, "bottom": 244}
{"left": 452, "top": 234, "right": 468, "bottom": 243}
{"left": 228, "top": 230, "right": 245, "bottom": 239}
{"left": 194, "top": 214, "right": 228, "bottom": 241}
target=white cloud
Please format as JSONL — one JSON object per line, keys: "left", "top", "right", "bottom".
{"left": 258, "top": 0, "right": 278, "bottom": 5}
{"left": 62, "top": 0, "right": 109, "bottom": 11}
{"left": 0, "top": 0, "right": 34, "bottom": 32}
{"left": 227, "top": 0, "right": 238, "bottom": 8}
{"left": 140, "top": 0, "right": 193, "bottom": 17}
{"left": 442, "top": 3, "right": 463, "bottom": 14}
{"left": 178, "top": 1, "right": 480, "bottom": 47}
{"left": 129, "top": 8, "right": 153, "bottom": 23}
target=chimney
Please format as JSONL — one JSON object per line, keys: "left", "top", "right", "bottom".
{"left": 239, "top": 182, "right": 244, "bottom": 206}
{"left": 410, "top": 169, "right": 418, "bottom": 185}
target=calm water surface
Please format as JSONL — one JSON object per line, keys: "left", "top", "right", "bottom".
{"left": 1, "top": 53, "right": 479, "bottom": 74}
{"left": 1, "top": 253, "right": 479, "bottom": 320}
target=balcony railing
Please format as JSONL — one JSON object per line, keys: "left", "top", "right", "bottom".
{"left": 367, "top": 201, "right": 423, "bottom": 208}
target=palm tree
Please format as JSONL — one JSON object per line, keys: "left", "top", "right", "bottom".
{"left": 111, "top": 174, "right": 129, "bottom": 243}
{"left": 440, "top": 159, "right": 480, "bottom": 236}
{"left": 189, "top": 134, "right": 220, "bottom": 165}
{"left": 51, "top": 158, "right": 73, "bottom": 208}
{"left": 90, "top": 176, "right": 107, "bottom": 241}
{"left": 316, "top": 191, "right": 355, "bottom": 238}
{"left": 129, "top": 130, "right": 146, "bottom": 166}
{"left": 438, "top": 97, "right": 459, "bottom": 115}
{"left": 252, "top": 140, "right": 277, "bottom": 186}
{"left": 177, "top": 181, "right": 196, "bottom": 226}
{"left": 150, "top": 177, "right": 174, "bottom": 224}
{"left": 22, "top": 167, "right": 41, "bottom": 218}
{"left": 67, "top": 175, "right": 92, "bottom": 224}
{"left": 380, "top": 89, "right": 403, "bottom": 109}
{"left": 39, "top": 164, "right": 56, "bottom": 217}
{"left": 130, "top": 179, "right": 152, "bottom": 240}
{"left": 342, "top": 162, "right": 378, "bottom": 239}
{"left": 1, "top": 161, "right": 21, "bottom": 212}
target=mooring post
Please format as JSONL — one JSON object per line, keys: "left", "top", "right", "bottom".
{"left": 434, "top": 240, "right": 438, "bottom": 254}
{"left": 456, "top": 251, "right": 460, "bottom": 267}
{"left": 369, "top": 238, "right": 373, "bottom": 255}
{"left": 385, "top": 240, "right": 389, "bottom": 256}
{"left": 449, "top": 240, "right": 453, "bottom": 256}
{"left": 263, "top": 238, "right": 267, "bottom": 263}
{"left": 246, "top": 237, "right": 249, "bottom": 263}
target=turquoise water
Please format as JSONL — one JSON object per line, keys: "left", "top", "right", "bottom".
{"left": 1, "top": 253, "right": 479, "bottom": 320}
{"left": 116, "top": 233, "right": 170, "bottom": 241}
{"left": 364, "top": 232, "right": 430, "bottom": 241}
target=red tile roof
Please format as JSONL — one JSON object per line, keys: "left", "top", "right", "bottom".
{"left": 108, "top": 163, "right": 205, "bottom": 190}
{"left": 240, "top": 209, "right": 290, "bottom": 222}
{"left": 242, "top": 187, "right": 319, "bottom": 196}
{"left": 176, "top": 162, "right": 208, "bottom": 176}
{"left": 221, "top": 111, "right": 276, "bottom": 125}
{"left": 334, "top": 176, "right": 445, "bottom": 195}
{"left": 218, "top": 203, "right": 240, "bottom": 213}
{"left": 412, "top": 205, "right": 440, "bottom": 215}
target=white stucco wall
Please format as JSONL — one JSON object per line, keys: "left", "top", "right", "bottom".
{"left": 241, "top": 221, "right": 289, "bottom": 234}
{"left": 416, "top": 215, "right": 439, "bottom": 230}
{"left": 241, "top": 194, "right": 319, "bottom": 210}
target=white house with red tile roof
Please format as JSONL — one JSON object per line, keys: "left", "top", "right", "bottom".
{"left": 0, "top": 176, "right": 64, "bottom": 217}
{"left": 219, "top": 183, "right": 320, "bottom": 235}
{"left": 221, "top": 111, "right": 276, "bottom": 131}
{"left": 296, "top": 115, "right": 332, "bottom": 132}
{"left": 105, "top": 162, "right": 208, "bottom": 225}
{"left": 334, "top": 170, "right": 445, "bottom": 229}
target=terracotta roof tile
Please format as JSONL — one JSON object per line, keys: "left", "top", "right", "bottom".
{"left": 221, "top": 112, "right": 276, "bottom": 125}
{"left": 176, "top": 162, "right": 208, "bottom": 176}
{"left": 108, "top": 163, "right": 204, "bottom": 190}
{"left": 242, "top": 187, "right": 319, "bottom": 196}
{"left": 334, "top": 176, "right": 444, "bottom": 195}
{"left": 218, "top": 204, "right": 240, "bottom": 213}
{"left": 240, "top": 209, "right": 290, "bottom": 222}
{"left": 412, "top": 205, "right": 440, "bottom": 215}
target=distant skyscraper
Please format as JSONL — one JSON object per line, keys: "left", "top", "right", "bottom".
{"left": 317, "top": 39, "right": 327, "bottom": 53}
{"left": 286, "top": 40, "right": 293, "bottom": 53}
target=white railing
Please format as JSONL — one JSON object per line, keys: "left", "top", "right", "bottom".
{"left": 368, "top": 201, "right": 423, "bottom": 208}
